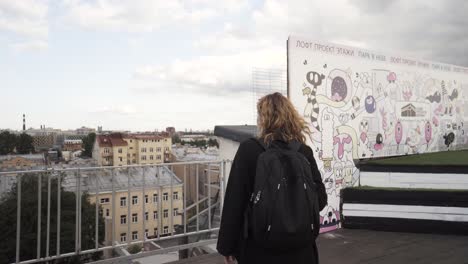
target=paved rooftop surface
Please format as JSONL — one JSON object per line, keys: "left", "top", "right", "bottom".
{"left": 167, "top": 229, "right": 468, "bottom": 264}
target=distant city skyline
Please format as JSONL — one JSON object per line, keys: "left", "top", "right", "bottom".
{"left": 2, "top": 1, "right": 467, "bottom": 131}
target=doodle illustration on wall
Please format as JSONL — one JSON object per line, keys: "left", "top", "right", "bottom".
{"left": 288, "top": 36, "right": 468, "bottom": 232}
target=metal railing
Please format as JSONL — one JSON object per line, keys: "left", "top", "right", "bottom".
{"left": 0, "top": 160, "right": 232, "bottom": 264}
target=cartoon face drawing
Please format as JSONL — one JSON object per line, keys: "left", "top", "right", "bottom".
{"left": 365, "top": 96, "right": 376, "bottom": 113}
{"left": 360, "top": 120, "right": 369, "bottom": 133}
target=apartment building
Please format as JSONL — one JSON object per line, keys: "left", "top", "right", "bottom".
{"left": 93, "top": 133, "right": 172, "bottom": 166}
{"left": 73, "top": 166, "right": 183, "bottom": 244}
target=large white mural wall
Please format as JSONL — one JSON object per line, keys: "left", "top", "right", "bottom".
{"left": 287, "top": 36, "right": 468, "bottom": 232}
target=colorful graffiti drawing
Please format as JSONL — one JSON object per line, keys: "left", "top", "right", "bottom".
{"left": 288, "top": 36, "right": 468, "bottom": 232}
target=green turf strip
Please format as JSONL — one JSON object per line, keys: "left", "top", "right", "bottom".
{"left": 363, "top": 150, "right": 468, "bottom": 166}
{"left": 346, "top": 185, "right": 468, "bottom": 192}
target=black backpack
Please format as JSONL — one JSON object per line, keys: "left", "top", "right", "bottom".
{"left": 244, "top": 138, "right": 320, "bottom": 250}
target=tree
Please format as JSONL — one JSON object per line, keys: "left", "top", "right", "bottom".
{"left": 207, "top": 139, "right": 219, "bottom": 148}
{"left": 172, "top": 134, "right": 181, "bottom": 144}
{"left": 0, "top": 131, "right": 17, "bottom": 155}
{"left": 16, "top": 133, "right": 34, "bottom": 154}
{"left": 0, "top": 174, "right": 105, "bottom": 263}
{"left": 81, "top": 133, "right": 96, "bottom": 158}
{"left": 127, "top": 244, "right": 142, "bottom": 254}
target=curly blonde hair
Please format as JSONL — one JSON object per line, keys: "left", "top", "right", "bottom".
{"left": 257, "top": 92, "right": 311, "bottom": 144}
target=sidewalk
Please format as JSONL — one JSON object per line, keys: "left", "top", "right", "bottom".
{"left": 167, "top": 229, "right": 468, "bottom": 264}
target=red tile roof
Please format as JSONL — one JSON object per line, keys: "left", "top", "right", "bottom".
{"left": 97, "top": 134, "right": 128, "bottom": 147}
{"left": 125, "top": 133, "right": 168, "bottom": 140}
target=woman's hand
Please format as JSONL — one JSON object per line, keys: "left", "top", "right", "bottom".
{"left": 224, "top": 255, "right": 236, "bottom": 264}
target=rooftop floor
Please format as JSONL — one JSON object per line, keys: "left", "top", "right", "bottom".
{"left": 167, "top": 229, "right": 468, "bottom": 264}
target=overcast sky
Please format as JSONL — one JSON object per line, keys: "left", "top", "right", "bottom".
{"left": 1, "top": 0, "right": 467, "bottom": 132}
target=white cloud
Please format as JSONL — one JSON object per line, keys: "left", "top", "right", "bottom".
{"left": 91, "top": 105, "right": 138, "bottom": 115}
{"left": 10, "top": 40, "right": 48, "bottom": 52}
{"left": 61, "top": 0, "right": 248, "bottom": 32}
{"left": 0, "top": 0, "right": 48, "bottom": 38}
{"left": 132, "top": 47, "right": 285, "bottom": 95}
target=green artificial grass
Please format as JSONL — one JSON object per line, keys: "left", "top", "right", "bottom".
{"left": 363, "top": 150, "right": 468, "bottom": 166}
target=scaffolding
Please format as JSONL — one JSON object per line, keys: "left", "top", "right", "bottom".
{"left": 251, "top": 68, "right": 287, "bottom": 125}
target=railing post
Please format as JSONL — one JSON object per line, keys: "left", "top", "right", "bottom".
{"left": 75, "top": 170, "right": 80, "bottom": 254}
{"left": 37, "top": 173, "right": 42, "bottom": 260}
{"left": 95, "top": 172, "right": 99, "bottom": 250}
{"left": 111, "top": 168, "right": 116, "bottom": 247}
{"left": 170, "top": 166, "right": 174, "bottom": 235}
{"left": 157, "top": 166, "right": 161, "bottom": 240}
{"left": 196, "top": 164, "right": 199, "bottom": 232}
{"left": 220, "top": 161, "right": 225, "bottom": 213}
{"left": 16, "top": 174, "right": 22, "bottom": 264}
{"left": 208, "top": 163, "right": 211, "bottom": 230}
{"left": 142, "top": 166, "right": 146, "bottom": 243}
{"left": 56, "top": 172, "right": 61, "bottom": 257}
{"left": 46, "top": 171, "right": 51, "bottom": 257}
{"left": 127, "top": 167, "right": 131, "bottom": 246}
{"left": 183, "top": 164, "right": 187, "bottom": 235}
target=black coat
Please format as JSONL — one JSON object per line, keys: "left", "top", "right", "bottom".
{"left": 217, "top": 138, "right": 328, "bottom": 264}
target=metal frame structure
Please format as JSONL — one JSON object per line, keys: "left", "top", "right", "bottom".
{"left": 0, "top": 160, "right": 231, "bottom": 264}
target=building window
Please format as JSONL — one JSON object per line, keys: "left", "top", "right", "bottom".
{"left": 120, "top": 215, "right": 127, "bottom": 224}
{"left": 129, "top": 147, "right": 133, "bottom": 150}
{"left": 173, "top": 192, "right": 179, "bottom": 200}
{"left": 145, "top": 212, "right": 149, "bottom": 221}
{"left": 163, "top": 209, "right": 168, "bottom": 218}
{"left": 150, "top": 155, "right": 154, "bottom": 160}
{"left": 163, "top": 193, "right": 168, "bottom": 201}
{"left": 120, "top": 233, "right": 126, "bottom": 242}
{"left": 132, "top": 213, "right": 138, "bottom": 223}
{"left": 173, "top": 208, "right": 178, "bottom": 217}
{"left": 153, "top": 193, "right": 158, "bottom": 203}
{"left": 156, "top": 147, "right": 161, "bottom": 152}
{"left": 132, "top": 196, "right": 138, "bottom": 205}
{"left": 132, "top": 159, "right": 136, "bottom": 163}
{"left": 145, "top": 195, "right": 149, "bottom": 203}
{"left": 104, "top": 148, "right": 110, "bottom": 154}
{"left": 100, "top": 198, "right": 110, "bottom": 204}
{"left": 132, "top": 231, "right": 138, "bottom": 241}
{"left": 154, "top": 228, "right": 158, "bottom": 236}
{"left": 120, "top": 197, "right": 127, "bottom": 207}
{"left": 165, "top": 139, "right": 168, "bottom": 142}
{"left": 118, "top": 148, "right": 122, "bottom": 153}
{"left": 119, "top": 157, "right": 123, "bottom": 162}
{"left": 130, "top": 140, "right": 132, "bottom": 143}
{"left": 142, "top": 155, "right": 147, "bottom": 161}
{"left": 150, "top": 147, "right": 154, "bottom": 152}
{"left": 165, "top": 147, "right": 169, "bottom": 151}
{"left": 106, "top": 209, "right": 110, "bottom": 217}
{"left": 141, "top": 147, "right": 146, "bottom": 152}
{"left": 157, "top": 155, "right": 161, "bottom": 160}
{"left": 145, "top": 229, "right": 149, "bottom": 238}
{"left": 153, "top": 211, "right": 158, "bottom": 220}
{"left": 163, "top": 226, "right": 169, "bottom": 234}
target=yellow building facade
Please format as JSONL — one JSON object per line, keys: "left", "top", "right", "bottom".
{"left": 87, "top": 166, "right": 183, "bottom": 244}
{"left": 93, "top": 133, "right": 172, "bottom": 166}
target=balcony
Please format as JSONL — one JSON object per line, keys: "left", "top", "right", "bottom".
{"left": 0, "top": 160, "right": 231, "bottom": 264}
